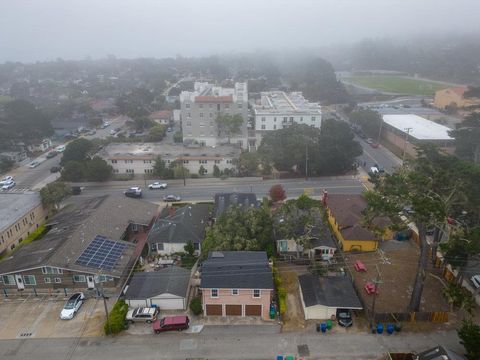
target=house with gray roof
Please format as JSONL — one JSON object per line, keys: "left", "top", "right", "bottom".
{"left": 298, "top": 274, "right": 362, "bottom": 320}
{"left": 200, "top": 251, "right": 274, "bottom": 319}
{"left": 0, "top": 195, "right": 158, "bottom": 294}
{"left": 124, "top": 266, "right": 190, "bottom": 310}
{"left": 147, "top": 204, "right": 211, "bottom": 255}
{"left": 214, "top": 192, "right": 258, "bottom": 218}
{"left": 0, "top": 192, "right": 47, "bottom": 256}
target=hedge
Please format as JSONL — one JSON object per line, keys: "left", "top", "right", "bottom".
{"left": 272, "top": 265, "right": 287, "bottom": 315}
{"left": 104, "top": 299, "right": 129, "bottom": 335}
{"left": 189, "top": 296, "right": 202, "bottom": 315}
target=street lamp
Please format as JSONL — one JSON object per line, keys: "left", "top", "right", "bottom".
{"left": 402, "top": 127, "right": 413, "bottom": 165}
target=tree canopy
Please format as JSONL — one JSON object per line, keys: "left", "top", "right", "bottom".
{"left": 449, "top": 113, "right": 480, "bottom": 163}
{"left": 348, "top": 109, "right": 382, "bottom": 139}
{"left": 215, "top": 113, "right": 244, "bottom": 142}
{"left": 61, "top": 138, "right": 93, "bottom": 165}
{"left": 40, "top": 182, "right": 71, "bottom": 210}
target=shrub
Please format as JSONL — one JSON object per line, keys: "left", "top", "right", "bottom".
{"left": 190, "top": 174, "right": 199, "bottom": 179}
{"left": 189, "top": 296, "right": 202, "bottom": 315}
{"left": 269, "top": 184, "right": 286, "bottom": 202}
{"left": 458, "top": 319, "right": 480, "bottom": 360}
{"left": 104, "top": 299, "right": 129, "bottom": 335}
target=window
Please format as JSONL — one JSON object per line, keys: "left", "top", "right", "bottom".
{"left": 274, "top": 117, "right": 277, "bottom": 122}
{"left": 200, "top": 113, "right": 204, "bottom": 118}
{"left": 111, "top": 160, "right": 117, "bottom": 164}
{"left": 261, "top": 125, "right": 266, "bottom": 130}
{"left": 199, "top": 160, "right": 207, "bottom": 164}
{"left": 311, "top": 116, "right": 316, "bottom": 121}
{"left": 283, "top": 117, "right": 287, "bottom": 123}
{"left": 209, "top": 113, "right": 213, "bottom": 118}
{"left": 96, "top": 275, "right": 114, "bottom": 282}
{"left": 187, "top": 113, "right": 191, "bottom": 118}
{"left": 126, "top": 169, "right": 135, "bottom": 174}
{"left": 186, "top": 121, "right": 192, "bottom": 126}
{"left": 156, "top": 243, "right": 164, "bottom": 251}
{"left": 143, "top": 160, "right": 152, "bottom": 164}
{"left": 43, "top": 266, "right": 64, "bottom": 274}
{"left": 226, "top": 159, "right": 232, "bottom": 164}
{"left": 199, "top": 122, "right": 204, "bottom": 127}
{"left": 23, "top": 275, "right": 36, "bottom": 285}
{"left": 214, "top": 160, "right": 221, "bottom": 164}
{"left": 289, "top": 117, "right": 293, "bottom": 122}
{"left": 210, "top": 121, "right": 214, "bottom": 126}
{"left": 183, "top": 160, "right": 189, "bottom": 164}
{"left": 273, "top": 125, "right": 276, "bottom": 130}
{"left": 185, "top": 103, "right": 190, "bottom": 109}
{"left": 73, "top": 275, "right": 86, "bottom": 283}
{"left": 238, "top": 103, "right": 242, "bottom": 109}
{"left": 2, "top": 275, "right": 15, "bottom": 285}
{"left": 300, "top": 117, "right": 303, "bottom": 121}
{"left": 211, "top": 289, "right": 218, "bottom": 298}
{"left": 44, "top": 277, "right": 51, "bottom": 283}
{"left": 232, "top": 289, "right": 239, "bottom": 295}
{"left": 144, "top": 169, "right": 153, "bottom": 174}
{"left": 199, "top": 104, "right": 203, "bottom": 108}
{"left": 124, "top": 160, "right": 133, "bottom": 164}
{"left": 253, "top": 289, "right": 261, "bottom": 298}
{"left": 225, "top": 104, "right": 230, "bottom": 109}
{"left": 54, "top": 278, "right": 62, "bottom": 283}
{"left": 261, "top": 117, "right": 265, "bottom": 122}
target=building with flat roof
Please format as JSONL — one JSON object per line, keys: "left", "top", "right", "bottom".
{"left": 254, "top": 91, "right": 322, "bottom": 132}
{"left": 0, "top": 192, "right": 47, "bottom": 255}
{"left": 180, "top": 82, "right": 248, "bottom": 148}
{"left": 98, "top": 143, "right": 241, "bottom": 176}
{"left": 381, "top": 114, "right": 454, "bottom": 158}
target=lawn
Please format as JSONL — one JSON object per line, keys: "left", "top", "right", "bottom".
{"left": 0, "top": 95, "right": 12, "bottom": 104}
{"left": 343, "top": 75, "right": 451, "bottom": 96}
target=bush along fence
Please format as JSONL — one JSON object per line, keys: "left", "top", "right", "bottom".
{"left": 273, "top": 264, "right": 286, "bottom": 317}
{"left": 104, "top": 299, "right": 129, "bottom": 335}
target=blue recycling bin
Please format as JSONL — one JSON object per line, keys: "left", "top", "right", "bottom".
{"left": 276, "top": 356, "right": 284, "bottom": 360}
{"left": 386, "top": 324, "right": 394, "bottom": 334}
{"left": 377, "top": 323, "right": 384, "bottom": 334}
{"left": 321, "top": 322, "right": 327, "bottom": 333}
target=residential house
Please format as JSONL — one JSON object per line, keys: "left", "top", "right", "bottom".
{"left": 200, "top": 251, "right": 274, "bottom": 320}
{"left": 180, "top": 82, "right": 248, "bottom": 148}
{"left": 0, "top": 195, "right": 158, "bottom": 293}
{"left": 0, "top": 192, "right": 47, "bottom": 255}
{"left": 26, "top": 138, "right": 52, "bottom": 153}
{"left": 149, "top": 110, "right": 173, "bottom": 125}
{"left": 98, "top": 143, "right": 240, "bottom": 176}
{"left": 434, "top": 86, "right": 480, "bottom": 110}
{"left": 124, "top": 266, "right": 190, "bottom": 309}
{"left": 414, "top": 346, "right": 466, "bottom": 360}
{"left": 298, "top": 274, "right": 362, "bottom": 320}
{"left": 0, "top": 150, "right": 27, "bottom": 163}
{"left": 147, "top": 204, "right": 211, "bottom": 255}
{"left": 326, "top": 194, "right": 392, "bottom": 252}
{"left": 214, "top": 192, "right": 258, "bottom": 218}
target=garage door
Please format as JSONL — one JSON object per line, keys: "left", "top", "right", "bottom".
{"left": 205, "top": 304, "right": 222, "bottom": 316}
{"left": 245, "top": 305, "right": 262, "bottom": 316}
{"left": 225, "top": 304, "right": 242, "bottom": 316}
{"left": 150, "top": 298, "right": 185, "bottom": 310}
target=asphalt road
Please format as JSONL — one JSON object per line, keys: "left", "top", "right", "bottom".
{"left": 72, "top": 177, "right": 366, "bottom": 203}
{"left": 0, "top": 328, "right": 462, "bottom": 360}
{"left": 355, "top": 136, "right": 402, "bottom": 174}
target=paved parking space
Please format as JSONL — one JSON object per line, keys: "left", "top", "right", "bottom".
{"left": 0, "top": 295, "right": 111, "bottom": 339}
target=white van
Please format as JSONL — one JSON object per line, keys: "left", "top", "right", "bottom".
{"left": 56, "top": 145, "right": 66, "bottom": 152}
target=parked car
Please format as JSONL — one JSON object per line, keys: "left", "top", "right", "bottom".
{"left": 1, "top": 181, "right": 15, "bottom": 190}
{"left": 149, "top": 182, "right": 167, "bottom": 190}
{"left": 0, "top": 176, "right": 13, "bottom": 185}
{"left": 125, "top": 307, "right": 159, "bottom": 324}
{"left": 369, "top": 166, "right": 379, "bottom": 174}
{"left": 46, "top": 151, "right": 58, "bottom": 158}
{"left": 60, "top": 292, "right": 85, "bottom": 320}
{"left": 366, "top": 138, "right": 373, "bottom": 145}
{"left": 336, "top": 309, "right": 353, "bottom": 327}
{"left": 370, "top": 142, "right": 379, "bottom": 148}
{"left": 163, "top": 194, "right": 181, "bottom": 202}
{"left": 110, "top": 129, "right": 117, "bottom": 135}
{"left": 50, "top": 166, "right": 62, "bottom": 173}
{"left": 55, "top": 145, "right": 66, "bottom": 152}
{"left": 152, "top": 316, "right": 189, "bottom": 334}
{"left": 167, "top": 127, "right": 172, "bottom": 132}
{"left": 29, "top": 161, "right": 40, "bottom": 168}
{"left": 71, "top": 186, "right": 82, "bottom": 195}
{"left": 471, "top": 275, "right": 480, "bottom": 289}
{"left": 125, "top": 187, "right": 142, "bottom": 198}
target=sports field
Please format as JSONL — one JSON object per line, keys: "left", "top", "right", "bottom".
{"left": 343, "top": 75, "right": 451, "bottom": 96}
{"left": 0, "top": 95, "right": 12, "bottom": 104}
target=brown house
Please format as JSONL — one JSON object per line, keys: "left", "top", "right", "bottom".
{"left": 0, "top": 195, "right": 158, "bottom": 295}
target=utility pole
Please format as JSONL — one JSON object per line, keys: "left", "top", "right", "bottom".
{"left": 376, "top": 118, "right": 384, "bottom": 144}
{"left": 370, "top": 264, "right": 382, "bottom": 330}
{"left": 97, "top": 274, "right": 111, "bottom": 334}
{"left": 402, "top": 127, "right": 413, "bottom": 165}
{"left": 305, "top": 143, "right": 308, "bottom": 181}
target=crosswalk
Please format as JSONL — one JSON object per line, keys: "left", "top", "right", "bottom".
{"left": 1, "top": 187, "right": 31, "bottom": 193}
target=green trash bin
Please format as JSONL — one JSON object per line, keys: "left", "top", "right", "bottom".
{"left": 326, "top": 319, "right": 332, "bottom": 330}
{"left": 286, "top": 356, "right": 295, "bottom": 360}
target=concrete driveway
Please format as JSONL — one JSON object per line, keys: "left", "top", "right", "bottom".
{"left": 0, "top": 295, "right": 109, "bottom": 339}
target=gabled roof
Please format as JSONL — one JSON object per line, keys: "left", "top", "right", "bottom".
{"left": 298, "top": 274, "right": 362, "bottom": 309}
{"left": 214, "top": 192, "right": 258, "bottom": 218}
{"left": 200, "top": 251, "right": 273, "bottom": 290}
{"left": 124, "top": 266, "right": 190, "bottom": 300}
{"left": 416, "top": 346, "right": 466, "bottom": 360}
{"left": 147, "top": 204, "right": 211, "bottom": 245}
{"left": 0, "top": 195, "right": 158, "bottom": 277}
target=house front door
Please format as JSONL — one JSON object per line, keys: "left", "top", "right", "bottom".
{"left": 15, "top": 275, "right": 24, "bottom": 290}
{"left": 86, "top": 275, "right": 95, "bottom": 289}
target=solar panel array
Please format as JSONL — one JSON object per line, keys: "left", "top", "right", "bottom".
{"left": 75, "top": 235, "right": 131, "bottom": 271}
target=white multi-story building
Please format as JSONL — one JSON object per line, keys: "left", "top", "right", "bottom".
{"left": 254, "top": 91, "right": 322, "bottom": 132}
{"left": 98, "top": 143, "right": 240, "bottom": 176}
{"left": 179, "top": 82, "right": 248, "bottom": 148}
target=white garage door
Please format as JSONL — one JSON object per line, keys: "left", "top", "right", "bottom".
{"left": 150, "top": 297, "right": 185, "bottom": 310}
{"left": 127, "top": 299, "right": 149, "bottom": 308}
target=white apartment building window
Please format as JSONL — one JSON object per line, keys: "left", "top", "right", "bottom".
{"left": 226, "top": 159, "right": 232, "bottom": 164}
{"left": 225, "top": 104, "right": 230, "bottom": 109}
{"left": 113, "top": 169, "right": 119, "bottom": 173}
{"left": 283, "top": 117, "right": 287, "bottom": 123}
{"left": 200, "top": 113, "right": 204, "bottom": 118}
{"left": 2, "top": 275, "right": 15, "bottom": 285}
{"left": 23, "top": 275, "right": 36, "bottom": 285}
{"left": 185, "top": 103, "right": 190, "bottom": 108}
{"left": 274, "top": 117, "right": 277, "bottom": 122}
{"left": 54, "top": 278, "right": 62, "bottom": 284}
{"left": 273, "top": 125, "right": 277, "bottom": 130}
{"left": 311, "top": 116, "right": 316, "bottom": 121}
{"left": 199, "top": 160, "right": 207, "bottom": 164}
{"left": 144, "top": 169, "right": 153, "bottom": 174}
{"left": 261, "top": 125, "right": 266, "bottom": 130}
{"left": 214, "top": 160, "right": 221, "bottom": 164}
{"left": 211, "top": 289, "right": 218, "bottom": 298}
{"left": 237, "top": 103, "right": 242, "bottom": 109}
{"left": 232, "top": 289, "right": 239, "bottom": 295}
{"left": 209, "top": 113, "right": 213, "bottom": 118}
{"left": 300, "top": 117, "right": 303, "bottom": 121}
{"left": 73, "top": 275, "right": 86, "bottom": 283}
{"left": 186, "top": 121, "right": 192, "bottom": 126}
{"left": 289, "top": 117, "right": 294, "bottom": 122}
{"left": 143, "top": 160, "right": 151, "bottom": 164}
{"left": 111, "top": 160, "right": 117, "bottom": 164}
{"left": 261, "top": 117, "right": 266, "bottom": 122}
{"left": 209, "top": 103, "right": 213, "bottom": 108}
{"left": 199, "top": 104, "right": 203, "bottom": 108}
{"left": 96, "top": 275, "right": 113, "bottom": 282}
{"left": 210, "top": 121, "right": 214, "bottom": 126}
{"left": 183, "top": 160, "right": 189, "bottom": 164}
{"left": 253, "top": 289, "right": 261, "bottom": 298}
{"left": 124, "top": 160, "right": 133, "bottom": 164}
{"left": 44, "top": 277, "right": 51, "bottom": 283}
{"left": 126, "top": 169, "right": 135, "bottom": 174}
{"left": 199, "top": 122, "right": 204, "bottom": 127}
{"left": 187, "top": 113, "right": 191, "bottom": 118}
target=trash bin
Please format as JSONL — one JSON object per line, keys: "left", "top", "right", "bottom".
{"left": 286, "top": 356, "right": 295, "bottom": 360}
{"left": 276, "top": 356, "right": 284, "bottom": 360}
{"left": 326, "top": 319, "right": 332, "bottom": 330}
{"left": 376, "top": 323, "right": 384, "bottom": 334}
{"left": 386, "top": 324, "right": 394, "bottom": 334}
{"left": 321, "top": 323, "right": 327, "bottom": 333}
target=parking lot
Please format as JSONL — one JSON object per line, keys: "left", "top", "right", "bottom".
{"left": 0, "top": 295, "right": 112, "bottom": 339}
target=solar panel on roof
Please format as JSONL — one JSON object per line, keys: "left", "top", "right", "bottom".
{"left": 74, "top": 234, "right": 133, "bottom": 271}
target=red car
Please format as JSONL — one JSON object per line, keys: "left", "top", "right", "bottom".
{"left": 152, "top": 316, "right": 189, "bottom": 334}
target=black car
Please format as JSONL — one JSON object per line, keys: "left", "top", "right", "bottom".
{"left": 50, "top": 166, "right": 61, "bottom": 173}
{"left": 71, "top": 186, "right": 82, "bottom": 195}
{"left": 336, "top": 309, "right": 353, "bottom": 327}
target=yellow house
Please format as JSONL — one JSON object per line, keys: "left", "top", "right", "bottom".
{"left": 325, "top": 194, "right": 392, "bottom": 252}
{"left": 434, "top": 86, "right": 480, "bottom": 110}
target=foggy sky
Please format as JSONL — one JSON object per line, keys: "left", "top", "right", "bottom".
{"left": 1, "top": 0, "right": 480, "bottom": 63}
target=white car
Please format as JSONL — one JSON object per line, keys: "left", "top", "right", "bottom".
{"left": 1, "top": 181, "right": 15, "bottom": 190}
{"left": 60, "top": 292, "right": 85, "bottom": 320}
{"left": 55, "top": 145, "right": 66, "bottom": 153}
{"left": 29, "top": 161, "right": 40, "bottom": 168}
{"left": 0, "top": 176, "right": 13, "bottom": 184}
{"left": 471, "top": 275, "right": 480, "bottom": 289}
{"left": 149, "top": 182, "right": 167, "bottom": 190}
